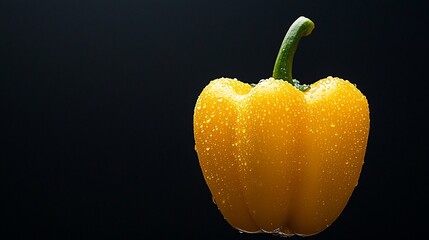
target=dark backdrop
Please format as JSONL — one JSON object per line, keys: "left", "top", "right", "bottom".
{"left": 1, "top": 0, "right": 426, "bottom": 239}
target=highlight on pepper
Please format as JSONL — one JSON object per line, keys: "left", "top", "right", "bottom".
{"left": 193, "top": 16, "right": 370, "bottom": 237}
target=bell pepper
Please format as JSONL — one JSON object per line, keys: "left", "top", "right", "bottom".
{"left": 193, "top": 16, "right": 370, "bottom": 236}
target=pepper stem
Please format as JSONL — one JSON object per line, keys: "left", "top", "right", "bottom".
{"left": 272, "top": 16, "right": 315, "bottom": 87}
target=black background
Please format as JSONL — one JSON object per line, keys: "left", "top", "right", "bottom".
{"left": 1, "top": 0, "right": 427, "bottom": 239}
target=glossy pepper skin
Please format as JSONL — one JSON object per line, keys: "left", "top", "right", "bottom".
{"left": 193, "top": 17, "right": 370, "bottom": 236}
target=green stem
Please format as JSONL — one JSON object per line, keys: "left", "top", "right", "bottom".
{"left": 272, "top": 16, "right": 315, "bottom": 86}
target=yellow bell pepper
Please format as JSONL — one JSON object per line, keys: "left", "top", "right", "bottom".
{"left": 193, "top": 16, "right": 370, "bottom": 237}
